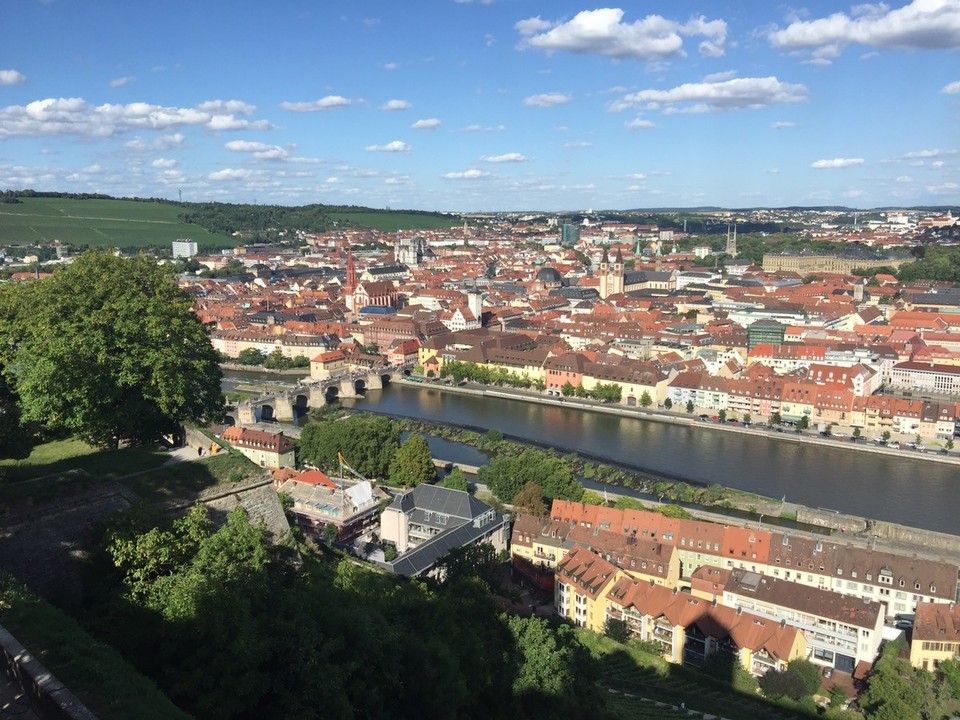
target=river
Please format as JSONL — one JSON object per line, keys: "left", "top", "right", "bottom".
{"left": 338, "top": 382, "right": 960, "bottom": 536}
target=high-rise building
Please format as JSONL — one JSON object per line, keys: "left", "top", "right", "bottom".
{"left": 172, "top": 239, "right": 198, "bottom": 258}
{"left": 560, "top": 224, "right": 580, "bottom": 247}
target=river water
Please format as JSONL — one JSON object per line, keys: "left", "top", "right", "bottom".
{"left": 338, "top": 382, "right": 960, "bottom": 535}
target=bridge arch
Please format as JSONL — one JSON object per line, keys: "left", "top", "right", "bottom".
{"left": 293, "top": 393, "right": 309, "bottom": 420}
{"left": 259, "top": 403, "right": 276, "bottom": 422}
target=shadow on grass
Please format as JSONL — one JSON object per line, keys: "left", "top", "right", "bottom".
{"left": 119, "top": 451, "right": 264, "bottom": 504}
{"left": 0, "top": 440, "right": 171, "bottom": 505}
{"left": 584, "top": 639, "right": 819, "bottom": 720}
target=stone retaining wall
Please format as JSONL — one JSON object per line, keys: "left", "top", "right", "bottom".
{"left": 797, "top": 507, "right": 960, "bottom": 555}
{"left": 0, "top": 625, "right": 96, "bottom": 720}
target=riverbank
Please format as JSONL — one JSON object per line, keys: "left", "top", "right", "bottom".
{"left": 220, "top": 363, "right": 310, "bottom": 377}
{"left": 400, "top": 378, "right": 960, "bottom": 468}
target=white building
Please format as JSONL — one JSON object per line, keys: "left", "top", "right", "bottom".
{"left": 172, "top": 239, "right": 198, "bottom": 258}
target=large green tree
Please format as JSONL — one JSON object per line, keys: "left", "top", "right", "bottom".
{"left": 388, "top": 433, "right": 436, "bottom": 487}
{"left": 0, "top": 251, "right": 223, "bottom": 448}
{"left": 298, "top": 414, "right": 400, "bottom": 478}
{"left": 477, "top": 448, "right": 583, "bottom": 504}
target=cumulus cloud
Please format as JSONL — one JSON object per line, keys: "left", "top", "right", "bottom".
{"left": 702, "top": 70, "right": 736, "bottom": 83}
{"left": 523, "top": 92, "right": 572, "bottom": 107}
{"left": 610, "top": 77, "right": 808, "bottom": 113}
{"left": 0, "top": 70, "right": 26, "bottom": 85}
{"left": 516, "top": 8, "right": 728, "bottom": 60}
{"left": 563, "top": 140, "right": 592, "bottom": 148}
{"left": 411, "top": 118, "right": 441, "bottom": 130}
{"left": 943, "top": 80, "right": 960, "bottom": 94}
{"left": 381, "top": 99, "right": 412, "bottom": 111}
{"left": 481, "top": 152, "right": 528, "bottom": 162}
{"left": 225, "top": 140, "right": 289, "bottom": 160}
{"left": 927, "top": 181, "right": 960, "bottom": 194}
{"left": 109, "top": 76, "right": 134, "bottom": 88}
{"left": 625, "top": 117, "right": 655, "bottom": 129}
{"left": 769, "top": 0, "right": 960, "bottom": 61}
{"left": 208, "top": 168, "right": 255, "bottom": 181}
{"left": 0, "top": 97, "right": 268, "bottom": 138}
{"left": 811, "top": 157, "right": 865, "bottom": 168}
{"left": 772, "top": 121, "right": 796, "bottom": 129}
{"left": 124, "top": 133, "right": 185, "bottom": 151}
{"left": 151, "top": 158, "right": 176, "bottom": 168}
{"left": 280, "top": 95, "right": 351, "bottom": 112}
{"left": 443, "top": 168, "right": 489, "bottom": 179}
{"left": 365, "top": 140, "right": 410, "bottom": 152}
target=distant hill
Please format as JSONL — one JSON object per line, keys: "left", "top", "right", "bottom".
{"left": 0, "top": 192, "right": 462, "bottom": 250}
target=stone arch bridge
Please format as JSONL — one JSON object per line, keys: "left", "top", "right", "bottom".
{"left": 230, "top": 368, "right": 400, "bottom": 424}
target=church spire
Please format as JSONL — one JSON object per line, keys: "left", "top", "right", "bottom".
{"left": 346, "top": 247, "right": 357, "bottom": 290}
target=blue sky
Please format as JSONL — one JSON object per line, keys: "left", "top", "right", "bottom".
{"left": 1, "top": 0, "right": 958, "bottom": 211}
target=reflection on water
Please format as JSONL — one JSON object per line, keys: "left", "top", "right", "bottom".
{"left": 349, "top": 384, "right": 960, "bottom": 535}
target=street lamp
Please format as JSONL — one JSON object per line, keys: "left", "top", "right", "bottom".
{"left": 758, "top": 514, "right": 764, "bottom": 529}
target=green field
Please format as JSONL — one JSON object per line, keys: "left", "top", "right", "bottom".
{"left": 0, "top": 198, "right": 233, "bottom": 248}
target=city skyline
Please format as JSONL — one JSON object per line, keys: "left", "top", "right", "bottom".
{"left": 1, "top": 0, "right": 958, "bottom": 211}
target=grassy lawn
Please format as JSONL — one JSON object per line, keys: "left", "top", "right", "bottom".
{"left": 120, "top": 450, "right": 264, "bottom": 503}
{"left": 0, "top": 439, "right": 172, "bottom": 505}
{"left": 0, "top": 437, "right": 264, "bottom": 507}
{"left": 0, "top": 197, "right": 232, "bottom": 248}
{"left": 577, "top": 630, "right": 816, "bottom": 720}
{"left": 0, "top": 575, "right": 191, "bottom": 720}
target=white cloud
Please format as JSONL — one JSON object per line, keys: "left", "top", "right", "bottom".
{"left": 896, "top": 175, "right": 913, "bottom": 182}
{"left": 625, "top": 117, "right": 655, "bottom": 129}
{"left": 124, "top": 132, "right": 185, "bottom": 151}
{"left": 365, "top": 140, "right": 410, "bottom": 153}
{"left": 151, "top": 158, "right": 176, "bottom": 168}
{"left": 381, "top": 99, "right": 412, "bottom": 111}
{"left": 516, "top": 8, "right": 727, "bottom": 59}
{"left": 109, "top": 76, "right": 134, "bottom": 88}
{"left": 225, "top": 140, "right": 289, "bottom": 160}
{"left": 610, "top": 77, "right": 808, "bottom": 113}
{"left": 926, "top": 182, "right": 959, "bottom": 194}
{"left": 772, "top": 121, "right": 796, "bottom": 129}
{"left": 461, "top": 123, "right": 506, "bottom": 132}
{"left": 810, "top": 157, "right": 864, "bottom": 168}
{"left": 0, "top": 97, "right": 268, "bottom": 138}
{"left": 764, "top": 168, "right": 781, "bottom": 174}
{"left": 209, "top": 168, "right": 255, "bottom": 181}
{"left": 280, "top": 95, "right": 351, "bottom": 112}
{"left": 769, "top": 0, "right": 960, "bottom": 60}
{"left": 481, "top": 152, "right": 528, "bottom": 162}
{"left": 443, "top": 168, "right": 489, "bottom": 179}
{"left": 523, "top": 92, "right": 572, "bottom": 107}
{"left": 384, "top": 62, "right": 398, "bottom": 70}
{"left": 411, "top": 118, "right": 441, "bottom": 130}
{"left": 943, "top": 80, "right": 960, "bottom": 94}
{"left": 702, "top": 70, "right": 736, "bottom": 83}
{"left": 0, "top": 70, "right": 26, "bottom": 85}
{"left": 563, "top": 140, "right": 592, "bottom": 148}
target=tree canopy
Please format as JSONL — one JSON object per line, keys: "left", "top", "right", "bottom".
{"left": 298, "top": 414, "right": 400, "bottom": 478}
{"left": 0, "top": 250, "right": 223, "bottom": 448}
{"left": 388, "top": 433, "right": 436, "bottom": 487}
{"left": 477, "top": 448, "right": 584, "bottom": 505}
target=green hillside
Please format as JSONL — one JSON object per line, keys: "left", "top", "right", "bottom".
{"left": 0, "top": 197, "right": 462, "bottom": 249}
{"left": 0, "top": 197, "right": 232, "bottom": 249}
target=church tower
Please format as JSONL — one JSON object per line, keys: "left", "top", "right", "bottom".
{"left": 726, "top": 223, "right": 738, "bottom": 259}
{"left": 599, "top": 245, "right": 610, "bottom": 299}
{"left": 611, "top": 246, "right": 625, "bottom": 296}
{"left": 345, "top": 247, "right": 358, "bottom": 311}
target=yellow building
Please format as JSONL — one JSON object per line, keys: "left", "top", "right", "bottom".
{"left": 555, "top": 545, "right": 622, "bottom": 632}
{"left": 910, "top": 602, "right": 960, "bottom": 671}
